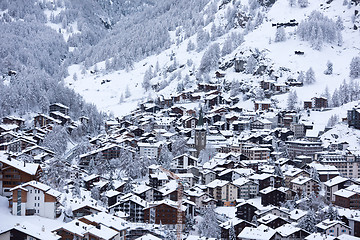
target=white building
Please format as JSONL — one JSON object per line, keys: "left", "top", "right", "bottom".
{"left": 10, "top": 181, "right": 61, "bottom": 219}
{"left": 138, "top": 142, "right": 161, "bottom": 159}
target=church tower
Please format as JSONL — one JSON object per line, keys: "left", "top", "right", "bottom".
{"left": 194, "top": 108, "right": 206, "bottom": 157}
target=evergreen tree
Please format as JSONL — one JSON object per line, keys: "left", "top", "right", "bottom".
{"left": 297, "top": 71, "right": 305, "bottom": 83}
{"left": 251, "top": 215, "right": 259, "bottom": 227}
{"left": 305, "top": 67, "right": 316, "bottom": 85}
{"left": 287, "top": 90, "right": 298, "bottom": 110}
{"left": 350, "top": 56, "right": 360, "bottom": 79}
{"left": 221, "top": 36, "right": 233, "bottom": 56}
{"left": 142, "top": 67, "right": 152, "bottom": 91}
{"left": 125, "top": 85, "right": 131, "bottom": 98}
{"left": 275, "top": 27, "right": 286, "bottom": 42}
{"left": 158, "top": 143, "right": 173, "bottom": 169}
{"left": 245, "top": 55, "right": 257, "bottom": 74}
{"left": 199, "top": 43, "right": 220, "bottom": 73}
{"left": 326, "top": 204, "right": 340, "bottom": 221}
{"left": 298, "top": 0, "right": 309, "bottom": 7}
{"left": 324, "top": 61, "right": 333, "bottom": 75}
{"left": 187, "top": 40, "right": 196, "bottom": 52}
{"left": 289, "top": 0, "right": 296, "bottom": 7}
{"left": 229, "top": 223, "right": 236, "bottom": 240}
{"left": 198, "top": 207, "right": 220, "bottom": 238}
{"left": 332, "top": 88, "right": 340, "bottom": 107}
{"left": 297, "top": 210, "right": 318, "bottom": 232}
{"left": 322, "top": 86, "right": 331, "bottom": 106}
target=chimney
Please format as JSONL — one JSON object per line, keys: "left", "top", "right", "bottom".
{"left": 24, "top": 162, "right": 25, "bottom": 167}
{"left": 75, "top": 222, "right": 79, "bottom": 226}
{"left": 42, "top": 225, "right": 45, "bottom": 232}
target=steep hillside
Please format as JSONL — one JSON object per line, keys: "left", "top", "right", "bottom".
{"left": 64, "top": 0, "right": 360, "bottom": 125}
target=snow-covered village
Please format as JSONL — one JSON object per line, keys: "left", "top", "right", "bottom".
{"left": 1, "top": 0, "right": 360, "bottom": 239}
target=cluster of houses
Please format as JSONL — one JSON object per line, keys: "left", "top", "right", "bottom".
{"left": 0, "top": 83, "right": 360, "bottom": 239}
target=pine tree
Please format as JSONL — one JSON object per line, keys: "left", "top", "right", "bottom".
{"left": 287, "top": 90, "right": 298, "bottom": 110}
{"left": 289, "top": 0, "right": 296, "bottom": 7}
{"left": 221, "top": 36, "right": 233, "bottom": 56}
{"left": 305, "top": 67, "right": 316, "bottom": 85}
{"left": 332, "top": 88, "right": 340, "bottom": 107}
{"left": 198, "top": 207, "right": 220, "bottom": 238}
{"left": 125, "top": 85, "right": 131, "bottom": 98}
{"left": 199, "top": 43, "right": 220, "bottom": 73}
{"left": 251, "top": 215, "right": 259, "bottom": 227}
{"left": 350, "top": 56, "right": 360, "bottom": 79}
{"left": 324, "top": 61, "right": 333, "bottom": 75}
{"left": 245, "top": 55, "right": 257, "bottom": 74}
{"left": 297, "top": 210, "right": 318, "bottom": 232}
{"left": 275, "top": 27, "right": 286, "bottom": 42}
{"left": 297, "top": 71, "right": 305, "bottom": 83}
{"left": 229, "top": 223, "right": 236, "bottom": 240}
{"left": 158, "top": 144, "right": 173, "bottom": 169}
{"left": 326, "top": 204, "right": 340, "bottom": 221}
{"left": 298, "top": 0, "right": 309, "bottom": 8}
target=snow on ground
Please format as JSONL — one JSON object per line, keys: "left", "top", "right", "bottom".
{"left": 64, "top": 0, "right": 360, "bottom": 128}
{"left": 244, "top": 0, "right": 360, "bottom": 108}
{"left": 0, "top": 196, "right": 63, "bottom": 234}
{"left": 215, "top": 206, "right": 236, "bottom": 219}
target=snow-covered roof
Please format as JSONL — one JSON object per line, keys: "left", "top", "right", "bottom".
{"left": 0, "top": 124, "right": 19, "bottom": 131}
{"left": 81, "top": 212, "right": 128, "bottom": 231}
{"left": 237, "top": 224, "right": 276, "bottom": 240}
{"left": 275, "top": 223, "right": 307, "bottom": 237}
{"left": 0, "top": 222, "right": 60, "bottom": 240}
{"left": 145, "top": 199, "right": 187, "bottom": 212}
{"left": 219, "top": 218, "right": 252, "bottom": 229}
{"left": 291, "top": 176, "right": 312, "bottom": 185}
{"left": 206, "top": 179, "right": 229, "bottom": 188}
{"left": 233, "top": 177, "right": 257, "bottom": 187}
{"left": 315, "top": 219, "right": 350, "bottom": 230}
{"left": 334, "top": 189, "right": 357, "bottom": 198}
{"left": 305, "top": 233, "right": 336, "bottom": 240}
{"left": 132, "top": 185, "right": 152, "bottom": 195}
{"left": 86, "top": 224, "right": 118, "bottom": 240}
{"left": 0, "top": 153, "right": 40, "bottom": 175}
{"left": 289, "top": 209, "right": 307, "bottom": 221}
{"left": 135, "top": 233, "right": 162, "bottom": 240}
{"left": 324, "top": 176, "right": 350, "bottom": 187}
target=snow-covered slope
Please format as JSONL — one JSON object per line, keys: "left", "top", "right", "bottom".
{"left": 64, "top": 0, "right": 360, "bottom": 120}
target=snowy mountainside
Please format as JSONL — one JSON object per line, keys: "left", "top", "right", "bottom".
{"left": 64, "top": 0, "right": 360, "bottom": 123}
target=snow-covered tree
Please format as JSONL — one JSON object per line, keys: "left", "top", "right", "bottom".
{"left": 198, "top": 207, "right": 220, "bottom": 238}
{"left": 297, "top": 210, "right": 318, "bottom": 232}
{"left": 142, "top": 67, "right": 152, "bottom": 91}
{"left": 187, "top": 40, "right": 196, "bottom": 52}
{"left": 287, "top": 90, "right": 298, "bottom": 110}
{"left": 73, "top": 73, "right": 78, "bottom": 81}
{"left": 196, "top": 29, "right": 210, "bottom": 52}
{"left": 297, "top": 11, "right": 342, "bottom": 50}
{"left": 298, "top": 0, "right": 309, "bottom": 8}
{"left": 251, "top": 215, "right": 259, "bottom": 227}
{"left": 326, "top": 204, "right": 340, "bottom": 221}
{"left": 289, "top": 0, "right": 296, "bottom": 7}
{"left": 119, "top": 93, "right": 124, "bottom": 103}
{"left": 350, "top": 56, "right": 360, "bottom": 79}
{"left": 336, "top": 16, "right": 345, "bottom": 30}
{"left": 199, "top": 43, "right": 220, "bottom": 73}
{"left": 221, "top": 36, "right": 233, "bottom": 56}
{"left": 158, "top": 143, "right": 173, "bottom": 169}
{"left": 41, "top": 125, "right": 69, "bottom": 156}
{"left": 229, "top": 223, "right": 236, "bottom": 240}
{"left": 125, "top": 85, "right": 131, "bottom": 98}
{"left": 324, "top": 61, "right": 333, "bottom": 75}
{"left": 275, "top": 27, "right": 286, "bottom": 42}
{"left": 305, "top": 67, "right": 316, "bottom": 85}
{"left": 327, "top": 114, "right": 339, "bottom": 128}
{"left": 198, "top": 144, "right": 216, "bottom": 164}
{"left": 297, "top": 71, "right": 305, "bottom": 83}
{"left": 245, "top": 55, "right": 257, "bottom": 74}
{"left": 332, "top": 88, "right": 340, "bottom": 107}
